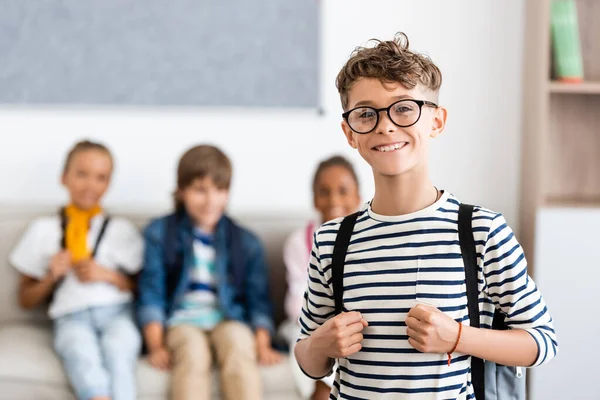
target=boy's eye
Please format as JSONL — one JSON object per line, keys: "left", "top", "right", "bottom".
{"left": 191, "top": 185, "right": 208, "bottom": 194}
{"left": 355, "top": 109, "right": 376, "bottom": 119}
{"left": 393, "top": 104, "right": 415, "bottom": 113}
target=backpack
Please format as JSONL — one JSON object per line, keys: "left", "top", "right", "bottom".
{"left": 331, "top": 203, "right": 526, "bottom": 400}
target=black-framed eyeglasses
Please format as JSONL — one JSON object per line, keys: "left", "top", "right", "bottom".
{"left": 342, "top": 99, "right": 438, "bottom": 134}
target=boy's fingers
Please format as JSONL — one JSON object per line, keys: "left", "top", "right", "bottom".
{"left": 406, "top": 327, "right": 425, "bottom": 343}
{"left": 160, "top": 355, "right": 169, "bottom": 369}
{"left": 345, "top": 321, "right": 367, "bottom": 336}
{"left": 406, "top": 316, "right": 426, "bottom": 333}
{"left": 339, "top": 311, "right": 364, "bottom": 325}
{"left": 346, "top": 332, "right": 364, "bottom": 346}
{"left": 361, "top": 318, "right": 369, "bottom": 327}
{"left": 345, "top": 343, "right": 362, "bottom": 356}
{"left": 408, "top": 304, "right": 431, "bottom": 321}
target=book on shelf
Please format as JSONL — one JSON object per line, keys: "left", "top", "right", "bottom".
{"left": 550, "top": 0, "right": 584, "bottom": 83}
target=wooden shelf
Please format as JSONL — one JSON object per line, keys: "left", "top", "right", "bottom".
{"left": 548, "top": 81, "right": 600, "bottom": 94}
{"left": 544, "top": 196, "right": 600, "bottom": 208}
{"left": 521, "top": 0, "right": 600, "bottom": 275}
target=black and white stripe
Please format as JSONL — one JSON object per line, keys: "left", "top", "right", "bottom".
{"left": 298, "top": 192, "right": 557, "bottom": 399}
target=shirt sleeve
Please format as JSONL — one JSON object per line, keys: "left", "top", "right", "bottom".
{"left": 482, "top": 214, "right": 558, "bottom": 367}
{"left": 296, "top": 229, "right": 337, "bottom": 379}
{"left": 137, "top": 220, "right": 167, "bottom": 327}
{"left": 283, "top": 226, "right": 311, "bottom": 322}
{"left": 110, "top": 218, "right": 144, "bottom": 274}
{"left": 297, "top": 230, "right": 336, "bottom": 340}
{"left": 9, "top": 220, "right": 50, "bottom": 280}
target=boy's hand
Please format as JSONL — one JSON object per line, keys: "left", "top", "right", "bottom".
{"left": 148, "top": 346, "right": 171, "bottom": 370}
{"left": 257, "top": 345, "right": 282, "bottom": 365}
{"left": 48, "top": 250, "right": 72, "bottom": 282}
{"left": 255, "top": 328, "right": 282, "bottom": 365}
{"left": 308, "top": 311, "right": 368, "bottom": 359}
{"left": 74, "top": 259, "right": 110, "bottom": 283}
{"left": 406, "top": 303, "right": 460, "bottom": 354}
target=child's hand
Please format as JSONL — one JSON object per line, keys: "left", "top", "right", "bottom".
{"left": 406, "top": 303, "right": 460, "bottom": 354}
{"left": 48, "top": 250, "right": 72, "bottom": 282}
{"left": 257, "top": 345, "right": 282, "bottom": 365}
{"left": 255, "top": 328, "right": 282, "bottom": 365}
{"left": 308, "top": 311, "right": 368, "bottom": 359}
{"left": 74, "top": 259, "right": 110, "bottom": 283}
{"left": 148, "top": 346, "right": 171, "bottom": 370}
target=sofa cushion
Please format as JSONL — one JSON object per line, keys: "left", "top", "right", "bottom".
{"left": 0, "top": 206, "right": 311, "bottom": 326}
{"left": 0, "top": 213, "right": 51, "bottom": 325}
{"left": 0, "top": 382, "right": 75, "bottom": 400}
{"left": 0, "top": 323, "right": 64, "bottom": 384}
{"left": 0, "top": 324, "right": 298, "bottom": 398}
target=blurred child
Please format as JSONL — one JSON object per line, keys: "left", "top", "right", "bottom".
{"left": 10, "top": 140, "right": 143, "bottom": 400}
{"left": 280, "top": 155, "right": 361, "bottom": 400}
{"left": 137, "top": 145, "right": 281, "bottom": 400}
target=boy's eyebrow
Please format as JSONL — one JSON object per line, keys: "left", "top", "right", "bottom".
{"left": 352, "top": 95, "right": 415, "bottom": 108}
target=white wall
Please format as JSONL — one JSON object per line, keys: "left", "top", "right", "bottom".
{"left": 0, "top": 0, "right": 525, "bottom": 227}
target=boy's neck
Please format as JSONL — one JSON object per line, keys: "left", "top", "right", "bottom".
{"left": 194, "top": 222, "right": 217, "bottom": 234}
{"left": 371, "top": 170, "right": 438, "bottom": 216}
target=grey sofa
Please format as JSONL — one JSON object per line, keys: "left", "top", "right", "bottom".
{"left": 0, "top": 206, "right": 306, "bottom": 400}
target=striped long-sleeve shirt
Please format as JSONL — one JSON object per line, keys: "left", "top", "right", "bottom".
{"left": 297, "top": 192, "right": 558, "bottom": 400}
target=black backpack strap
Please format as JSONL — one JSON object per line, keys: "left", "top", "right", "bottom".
{"left": 332, "top": 212, "right": 359, "bottom": 316}
{"left": 51, "top": 208, "right": 69, "bottom": 302}
{"left": 91, "top": 216, "right": 110, "bottom": 258}
{"left": 59, "top": 207, "right": 67, "bottom": 249}
{"left": 458, "top": 203, "right": 485, "bottom": 400}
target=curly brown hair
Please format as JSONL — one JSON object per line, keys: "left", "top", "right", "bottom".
{"left": 336, "top": 32, "right": 442, "bottom": 110}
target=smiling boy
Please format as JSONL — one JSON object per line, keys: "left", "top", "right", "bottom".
{"left": 294, "top": 33, "right": 557, "bottom": 399}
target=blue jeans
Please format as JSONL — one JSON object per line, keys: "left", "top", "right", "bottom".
{"left": 53, "top": 303, "right": 141, "bottom": 400}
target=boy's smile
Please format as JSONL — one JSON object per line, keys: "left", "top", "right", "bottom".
{"left": 373, "top": 141, "right": 409, "bottom": 153}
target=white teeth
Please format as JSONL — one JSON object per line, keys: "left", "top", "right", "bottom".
{"left": 376, "top": 142, "right": 405, "bottom": 152}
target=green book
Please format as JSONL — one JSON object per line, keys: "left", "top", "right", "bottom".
{"left": 550, "top": 0, "right": 584, "bottom": 82}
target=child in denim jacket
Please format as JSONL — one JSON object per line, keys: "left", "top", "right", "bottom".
{"left": 137, "top": 145, "right": 280, "bottom": 400}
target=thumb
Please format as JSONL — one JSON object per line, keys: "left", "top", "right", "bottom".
{"left": 361, "top": 318, "right": 369, "bottom": 327}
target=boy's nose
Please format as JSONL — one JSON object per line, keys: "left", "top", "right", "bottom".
{"left": 375, "top": 111, "right": 397, "bottom": 135}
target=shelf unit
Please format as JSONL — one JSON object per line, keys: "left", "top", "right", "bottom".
{"left": 520, "top": 0, "right": 600, "bottom": 274}
{"left": 522, "top": 1, "right": 600, "bottom": 399}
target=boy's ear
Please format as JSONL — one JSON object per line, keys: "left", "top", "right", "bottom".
{"left": 430, "top": 106, "right": 447, "bottom": 139}
{"left": 341, "top": 121, "right": 358, "bottom": 149}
